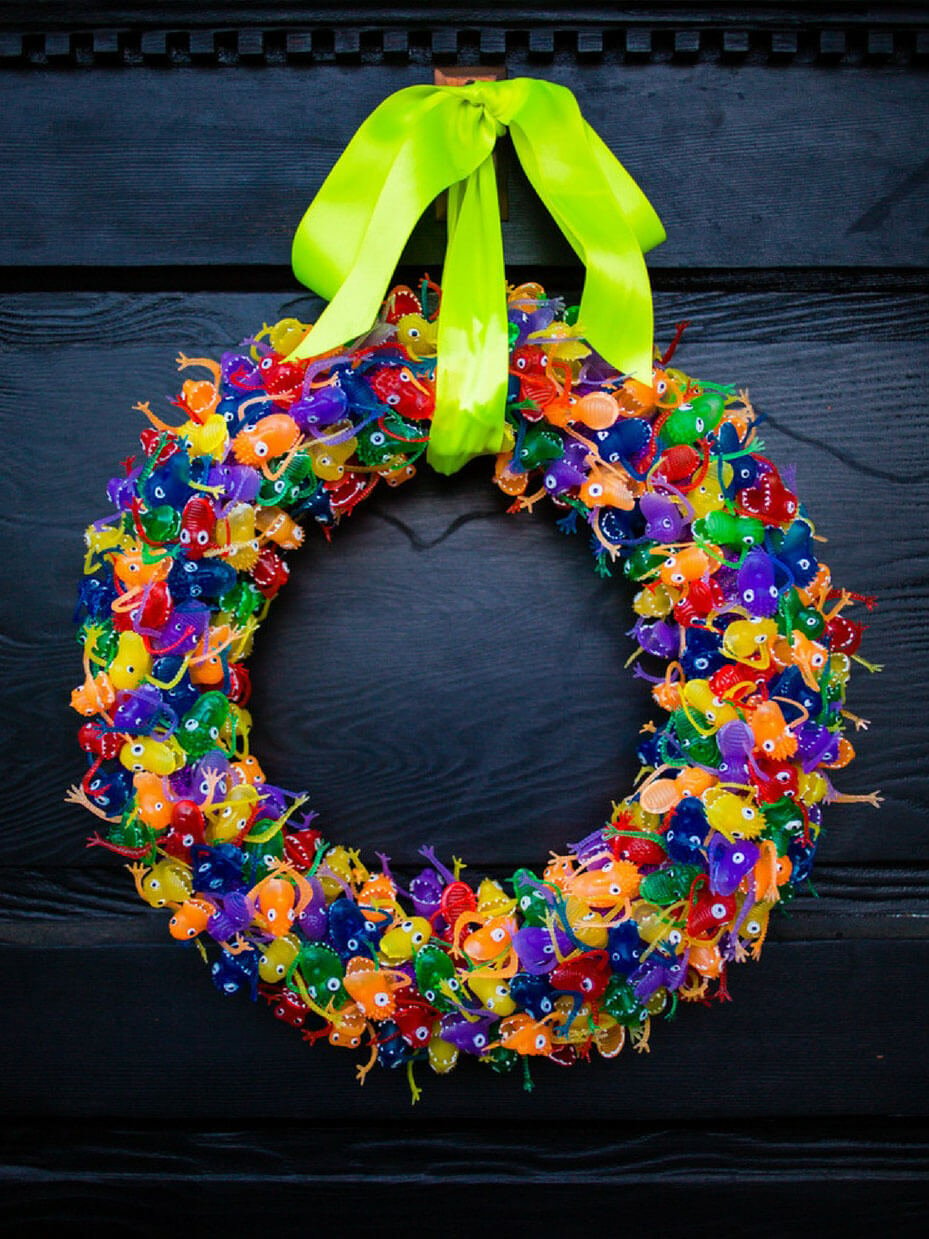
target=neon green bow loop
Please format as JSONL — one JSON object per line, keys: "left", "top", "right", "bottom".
{"left": 287, "top": 77, "right": 666, "bottom": 475}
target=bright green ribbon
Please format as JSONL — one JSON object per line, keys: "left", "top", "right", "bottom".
{"left": 287, "top": 77, "right": 665, "bottom": 475}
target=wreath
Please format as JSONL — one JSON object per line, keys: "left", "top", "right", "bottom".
{"left": 68, "top": 79, "right": 879, "bottom": 1098}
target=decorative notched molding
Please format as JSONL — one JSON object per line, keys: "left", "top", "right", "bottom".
{"left": 0, "top": 23, "right": 927, "bottom": 68}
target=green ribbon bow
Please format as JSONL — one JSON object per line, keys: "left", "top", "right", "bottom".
{"left": 287, "top": 77, "right": 666, "bottom": 475}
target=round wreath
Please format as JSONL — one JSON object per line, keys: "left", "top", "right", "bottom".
{"left": 68, "top": 278, "right": 878, "bottom": 1096}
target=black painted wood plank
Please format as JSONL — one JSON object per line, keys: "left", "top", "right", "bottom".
{"left": 1, "top": 939, "right": 926, "bottom": 1119}
{"left": 2, "top": 2, "right": 924, "bottom": 20}
{"left": 1, "top": 1119, "right": 928, "bottom": 1239}
{"left": 0, "top": 63, "right": 926, "bottom": 270}
{"left": 0, "top": 290, "right": 923, "bottom": 868}
{"left": 1, "top": 1178, "right": 926, "bottom": 1239}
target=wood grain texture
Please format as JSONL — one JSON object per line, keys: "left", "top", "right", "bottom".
{"left": 1, "top": 937, "right": 927, "bottom": 1120}
{"left": 1, "top": 63, "right": 927, "bottom": 270}
{"left": 2, "top": 1119, "right": 928, "bottom": 1239}
{"left": 0, "top": 290, "right": 922, "bottom": 867}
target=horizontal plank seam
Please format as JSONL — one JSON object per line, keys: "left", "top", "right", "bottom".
{"left": 1, "top": 268, "right": 928, "bottom": 295}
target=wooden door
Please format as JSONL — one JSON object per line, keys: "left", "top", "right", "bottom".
{"left": 1, "top": 3, "right": 927, "bottom": 1230}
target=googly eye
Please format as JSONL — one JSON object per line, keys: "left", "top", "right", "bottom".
{"left": 326, "top": 976, "right": 340, "bottom": 992}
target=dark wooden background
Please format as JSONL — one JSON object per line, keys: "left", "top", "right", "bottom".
{"left": 1, "top": 2, "right": 928, "bottom": 1233}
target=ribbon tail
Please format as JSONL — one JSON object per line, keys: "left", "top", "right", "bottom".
{"left": 286, "top": 87, "right": 499, "bottom": 364}
{"left": 428, "top": 154, "right": 509, "bottom": 475}
{"left": 506, "top": 81, "right": 666, "bottom": 384}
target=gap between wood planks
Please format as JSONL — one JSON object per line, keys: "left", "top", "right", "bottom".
{"left": 1, "top": 265, "right": 927, "bottom": 294}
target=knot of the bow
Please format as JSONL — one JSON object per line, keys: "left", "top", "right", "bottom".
{"left": 441, "top": 79, "right": 523, "bottom": 136}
